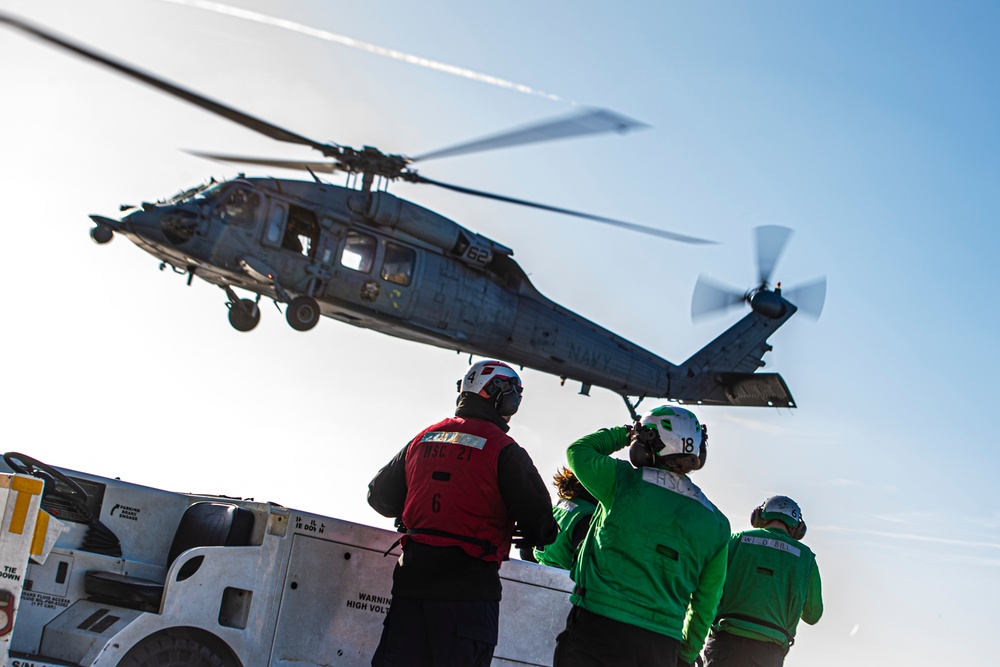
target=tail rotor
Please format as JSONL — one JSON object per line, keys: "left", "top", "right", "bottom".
{"left": 691, "top": 226, "right": 826, "bottom": 321}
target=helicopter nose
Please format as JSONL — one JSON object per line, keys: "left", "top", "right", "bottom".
{"left": 123, "top": 206, "right": 197, "bottom": 246}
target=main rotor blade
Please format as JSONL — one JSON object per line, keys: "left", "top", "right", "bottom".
{"left": 782, "top": 277, "right": 827, "bottom": 319}
{"left": 691, "top": 275, "right": 746, "bottom": 320}
{"left": 0, "top": 12, "right": 334, "bottom": 154}
{"left": 754, "top": 225, "right": 793, "bottom": 287}
{"left": 411, "top": 108, "right": 648, "bottom": 163}
{"left": 185, "top": 151, "right": 340, "bottom": 173}
{"left": 414, "top": 175, "right": 714, "bottom": 244}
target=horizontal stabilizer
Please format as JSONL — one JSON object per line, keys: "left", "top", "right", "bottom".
{"left": 717, "top": 373, "right": 795, "bottom": 408}
{"left": 672, "top": 373, "right": 795, "bottom": 408}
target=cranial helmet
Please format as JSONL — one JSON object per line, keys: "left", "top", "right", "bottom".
{"left": 629, "top": 405, "right": 707, "bottom": 472}
{"left": 458, "top": 360, "right": 523, "bottom": 417}
{"left": 750, "top": 495, "right": 807, "bottom": 540}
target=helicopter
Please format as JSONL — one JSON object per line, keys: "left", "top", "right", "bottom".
{"left": 1, "top": 12, "right": 825, "bottom": 409}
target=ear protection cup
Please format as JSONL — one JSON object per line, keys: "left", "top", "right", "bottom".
{"left": 750, "top": 504, "right": 766, "bottom": 528}
{"left": 628, "top": 443, "right": 657, "bottom": 468}
{"left": 695, "top": 425, "right": 708, "bottom": 470}
{"left": 628, "top": 425, "right": 661, "bottom": 468}
{"left": 496, "top": 387, "right": 522, "bottom": 417}
{"left": 790, "top": 520, "right": 807, "bottom": 541}
{"left": 487, "top": 377, "right": 523, "bottom": 416}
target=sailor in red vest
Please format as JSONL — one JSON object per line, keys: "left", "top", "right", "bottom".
{"left": 368, "top": 359, "right": 557, "bottom": 667}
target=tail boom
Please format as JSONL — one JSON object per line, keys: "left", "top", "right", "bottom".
{"left": 669, "top": 302, "right": 798, "bottom": 408}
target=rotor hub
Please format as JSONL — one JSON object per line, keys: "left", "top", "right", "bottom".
{"left": 335, "top": 146, "right": 411, "bottom": 180}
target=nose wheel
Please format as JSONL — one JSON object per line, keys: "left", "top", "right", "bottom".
{"left": 286, "top": 296, "right": 320, "bottom": 331}
{"left": 227, "top": 298, "right": 261, "bottom": 332}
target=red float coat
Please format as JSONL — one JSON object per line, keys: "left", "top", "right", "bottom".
{"left": 401, "top": 417, "right": 515, "bottom": 564}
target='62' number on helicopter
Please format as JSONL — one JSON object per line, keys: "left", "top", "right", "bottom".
{"left": 465, "top": 246, "right": 490, "bottom": 265}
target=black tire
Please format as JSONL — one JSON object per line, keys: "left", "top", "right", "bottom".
{"left": 228, "top": 298, "right": 260, "bottom": 332}
{"left": 286, "top": 295, "right": 320, "bottom": 331}
{"left": 117, "top": 628, "right": 236, "bottom": 667}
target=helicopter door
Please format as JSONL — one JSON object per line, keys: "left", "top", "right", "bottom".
{"left": 326, "top": 231, "right": 418, "bottom": 319}
{"left": 259, "top": 202, "right": 325, "bottom": 291}
{"left": 263, "top": 203, "right": 320, "bottom": 259}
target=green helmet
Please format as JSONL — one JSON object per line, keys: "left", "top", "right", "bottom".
{"left": 631, "top": 405, "right": 707, "bottom": 472}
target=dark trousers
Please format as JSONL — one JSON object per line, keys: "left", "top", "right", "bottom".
{"left": 371, "top": 596, "right": 499, "bottom": 667}
{"left": 702, "top": 630, "right": 787, "bottom": 667}
{"left": 553, "top": 605, "right": 680, "bottom": 667}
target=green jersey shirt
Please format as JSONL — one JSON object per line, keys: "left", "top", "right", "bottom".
{"left": 712, "top": 527, "right": 823, "bottom": 648}
{"left": 534, "top": 496, "right": 597, "bottom": 571}
{"left": 567, "top": 427, "right": 731, "bottom": 664}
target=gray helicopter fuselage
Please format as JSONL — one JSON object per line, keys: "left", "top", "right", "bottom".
{"left": 116, "top": 176, "right": 678, "bottom": 396}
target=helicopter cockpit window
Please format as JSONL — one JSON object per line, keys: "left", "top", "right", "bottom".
{"left": 217, "top": 187, "right": 261, "bottom": 226}
{"left": 381, "top": 243, "right": 416, "bottom": 286}
{"left": 342, "top": 231, "right": 376, "bottom": 273}
{"left": 191, "top": 183, "right": 224, "bottom": 202}
{"left": 283, "top": 205, "right": 320, "bottom": 258}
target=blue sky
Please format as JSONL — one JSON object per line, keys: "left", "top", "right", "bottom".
{"left": 1, "top": 1, "right": 998, "bottom": 663}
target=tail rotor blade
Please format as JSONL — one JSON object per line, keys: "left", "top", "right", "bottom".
{"left": 691, "top": 275, "right": 746, "bottom": 320}
{"left": 754, "top": 225, "right": 793, "bottom": 287}
{"left": 783, "top": 277, "right": 827, "bottom": 319}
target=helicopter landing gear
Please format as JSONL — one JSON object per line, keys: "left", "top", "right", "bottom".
{"left": 228, "top": 298, "right": 260, "bottom": 332}
{"left": 286, "top": 296, "right": 320, "bottom": 331}
{"left": 90, "top": 225, "right": 113, "bottom": 244}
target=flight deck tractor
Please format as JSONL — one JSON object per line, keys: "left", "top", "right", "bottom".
{"left": 0, "top": 453, "right": 571, "bottom": 667}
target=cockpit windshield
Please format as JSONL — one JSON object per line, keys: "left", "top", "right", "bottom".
{"left": 217, "top": 186, "right": 262, "bottom": 226}
{"left": 161, "top": 178, "right": 224, "bottom": 206}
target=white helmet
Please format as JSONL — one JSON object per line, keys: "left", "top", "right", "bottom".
{"left": 630, "top": 405, "right": 707, "bottom": 472}
{"left": 751, "top": 495, "right": 806, "bottom": 540}
{"left": 458, "top": 360, "right": 523, "bottom": 416}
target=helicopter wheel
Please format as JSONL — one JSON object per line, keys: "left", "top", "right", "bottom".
{"left": 228, "top": 298, "right": 260, "bottom": 332}
{"left": 286, "top": 296, "right": 320, "bottom": 331}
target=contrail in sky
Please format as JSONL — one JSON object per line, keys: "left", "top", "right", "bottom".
{"left": 157, "top": 0, "right": 567, "bottom": 103}
{"left": 821, "top": 525, "right": 1000, "bottom": 550}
